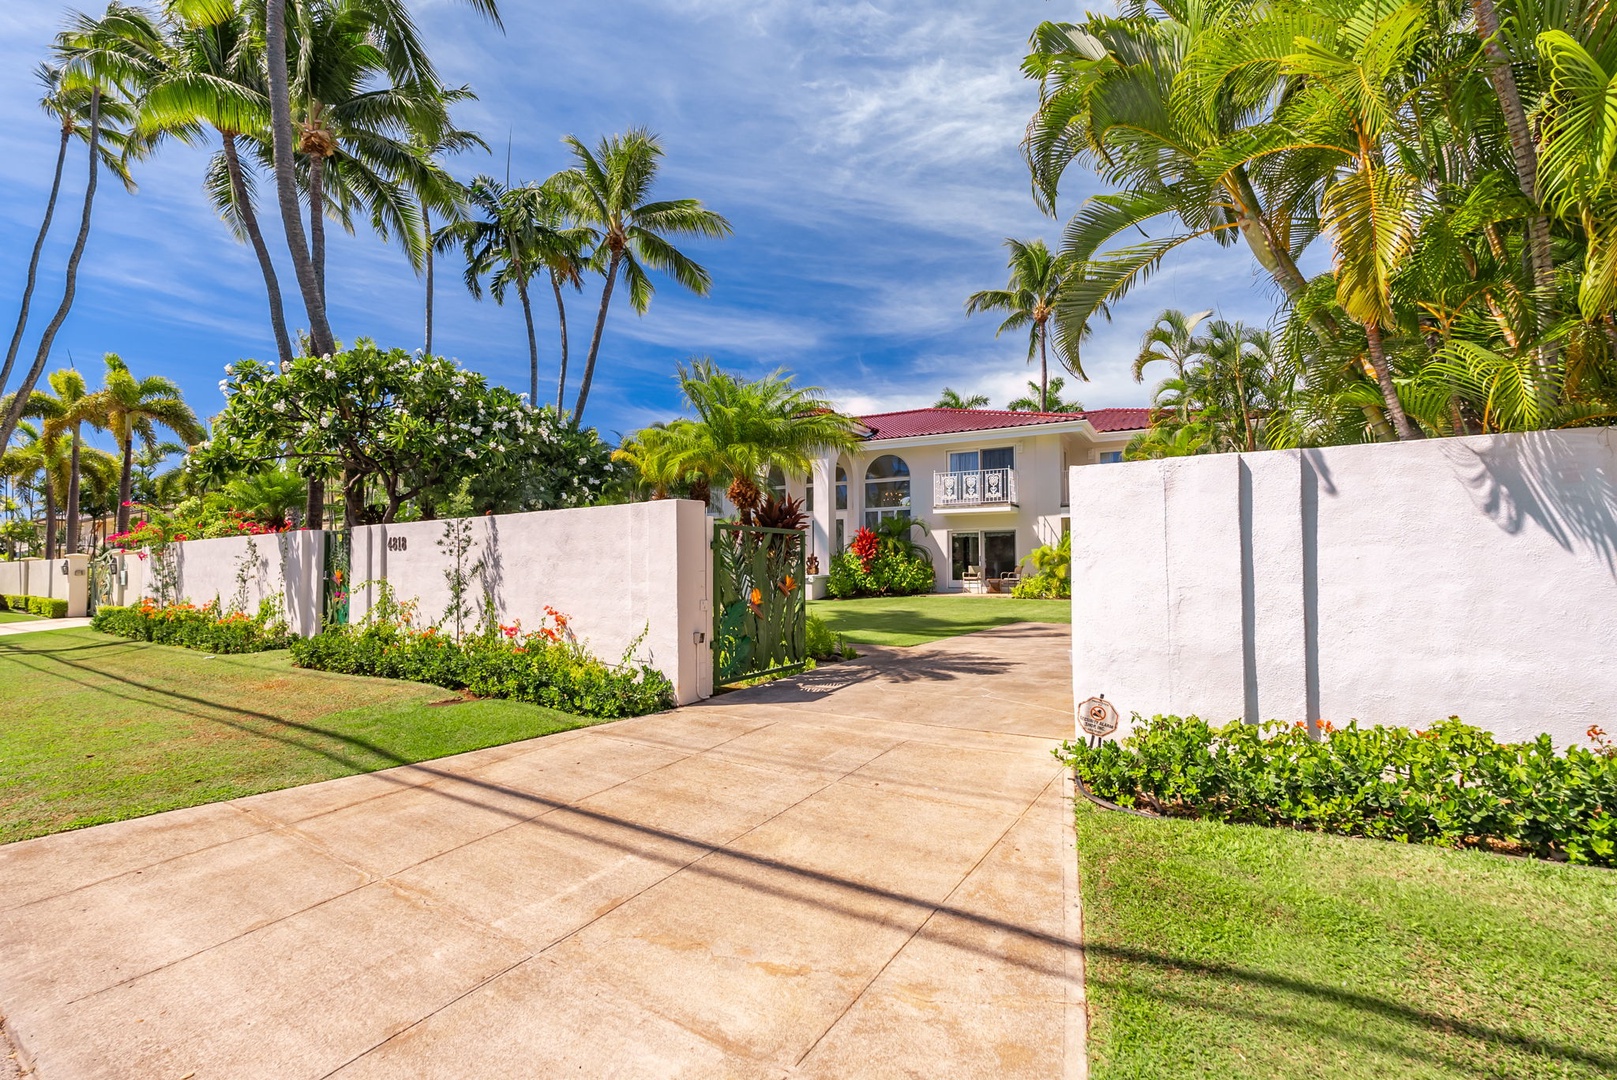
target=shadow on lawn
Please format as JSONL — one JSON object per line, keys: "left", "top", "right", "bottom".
{"left": 8, "top": 638, "right": 1610, "bottom": 1075}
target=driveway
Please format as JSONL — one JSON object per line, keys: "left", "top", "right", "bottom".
{"left": 0, "top": 623, "right": 1083, "bottom": 1079}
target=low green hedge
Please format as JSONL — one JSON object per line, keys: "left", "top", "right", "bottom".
{"left": 0, "top": 594, "right": 68, "bottom": 617}
{"left": 1061, "top": 715, "right": 1617, "bottom": 866}
{"left": 92, "top": 599, "right": 292, "bottom": 653}
{"left": 290, "top": 622, "right": 675, "bottom": 720}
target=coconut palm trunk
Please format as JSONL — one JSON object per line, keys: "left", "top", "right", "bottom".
{"left": 115, "top": 430, "right": 135, "bottom": 535}
{"left": 222, "top": 133, "right": 294, "bottom": 365}
{"left": 1037, "top": 328, "right": 1050, "bottom": 411}
{"left": 573, "top": 251, "right": 622, "bottom": 422}
{"left": 423, "top": 203, "right": 435, "bottom": 354}
{"left": 0, "top": 121, "right": 70, "bottom": 403}
{"left": 1471, "top": 0, "right": 1557, "bottom": 347}
{"left": 551, "top": 271, "right": 570, "bottom": 412}
{"left": 264, "top": 0, "right": 334, "bottom": 357}
{"left": 310, "top": 153, "right": 328, "bottom": 309}
{"left": 517, "top": 276, "right": 539, "bottom": 404}
{"left": 1364, "top": 323, "right": 1421, "bottom": 440}
{"left": 43, "top": 476, "right": 57, "bottom": 562}
{"left": 65, "top": 427, "right": 81, "bottom": 553}
{"left": 0, "top": 90, "right": 101, "bottom": 454}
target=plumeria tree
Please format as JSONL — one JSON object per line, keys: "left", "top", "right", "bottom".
{"left": 192, "top": 342, "right": 611, "bottom": 526}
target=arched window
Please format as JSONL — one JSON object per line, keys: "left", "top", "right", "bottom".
{"left": 766, "top": 466, "right": 786, "bottom": 502}
{"left": 864, "top": 455, "right": 910, "bottom": 526}
{"left": 836, "top": 466, "right": 847, "bottom": 510}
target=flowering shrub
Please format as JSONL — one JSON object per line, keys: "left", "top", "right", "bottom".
{"left": 826, "top": 547, "right": 932, "bottom": 598}
{"left": 849, "top": 526, "right": 880, "bottom": 571}
{"left": 107, "top": 506, "right": 292, "bottom": 551}
{"left": 289, "top": 607, "right": 673, "bottom": 720}
{"left": 92, "top": 598, "right": 292, "bottom": 653}
{"left": 1061, "top": 714, "right": 1617, "bottom": 867}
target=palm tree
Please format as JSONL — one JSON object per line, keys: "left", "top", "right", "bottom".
{"left": 622, "top": 360, "right": 861, "bottom": 522}
{"left": 0, "top": 5, "right": 152, "bottom": 454}
{"left": 260, "top": 0, "right": 500, "bottom": 357}
{"left": 136, "top": 2, "right": 294, "bottom": 364}
{"left": 966, "top": 238, "right": 1072, "bottom": 410}
{"left": 1135, "top": 310, "right": 1214, "bottom": 386}
{"left": 555, "top": 129, "right": 732, "bottom": 423}
{"left": 82, "top": 354, "right": 205, "bottom": 535}
{"left": 39, "top": 370, "right": 102, "bottom": 554}
{"left": 415, "top": 109, "right": 488, "bottom": 355}
{"left": 935, "top": 388, "right": 990, "bottom": 408}
{"left": 1008, "top": 376, "right": 1083, "bottom": 413}
{"left": 1, "top": 64, "right": 137, "bottom": 410}
{"left": 0, "top": 422, "right": 68, "bottom": 560}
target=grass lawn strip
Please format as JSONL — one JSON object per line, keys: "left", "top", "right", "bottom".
{"left": 0, "top": 628, "right": 597, "bottom": 846}
{"left": 0, "top": 610, "right": 46, "bottom": 625}
{"left": 808, "top": 594, "right": 1071, "bottom": 646}
{"left": 1074, "top": 800, "right": 1617, "bottom": 1079}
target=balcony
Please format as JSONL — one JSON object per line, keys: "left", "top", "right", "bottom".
{"left": 933, "top": 468, "right": 1017, "bottom": 509}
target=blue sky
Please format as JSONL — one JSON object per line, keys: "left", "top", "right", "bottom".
{"left": 0, "top": 0, "right": 1285, "bottom": 448}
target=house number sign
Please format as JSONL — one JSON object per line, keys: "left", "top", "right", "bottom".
{"left": 387, "top": 536, "right": 408, "bottom": 552}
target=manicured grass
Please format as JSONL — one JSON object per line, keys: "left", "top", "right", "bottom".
{"left": 1074, "top": 800, "right": 1617, "bottom": 1079}
{"left": 0, "top": 628, "right": 599, "bottom": 846}
{"left": 0, "top": 609, "right": 45, "bottom": 624}
{"left": 808, "top": 593, "right": 1070, "bottom": 646}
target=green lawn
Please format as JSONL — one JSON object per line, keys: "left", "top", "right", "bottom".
{"left": 0, "top": 628, "right": 599, "bottom": 846}
{"left": 808, "top": 593, "right": 1070, "bottom": 646}
{"left": 1075, "top": 800, "right": 1617, "bottom": 1079}
{"left": 0, "top": 609, "right": 45, "bottom": 624}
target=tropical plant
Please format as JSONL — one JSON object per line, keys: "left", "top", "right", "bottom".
{"left": 617, "top": 361, "right": 860, "bottom": 522}
{"left": 1008, "top": 376, "right": 1083, "bottom": 413}
{"left": 80, "top": 353, "right": 205, "bottom": 535}
{"left": 966, "top": 238, "right": 1075, "bottom": 410}
{"left": 934, "top": 387, "right": 990, "bottom": 409}
{"left": 1013, "top": 531, "right": 1072, "bottom": 598}
{"left": 554, "top": 129, "right": 732, "bottom": 422}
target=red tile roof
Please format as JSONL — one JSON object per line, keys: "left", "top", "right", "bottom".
{"left": 855, "top": 406, "right": 1149, "bottom": 440}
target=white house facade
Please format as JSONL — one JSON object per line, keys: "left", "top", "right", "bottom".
{"left": 774, "top": 407, "right": 1151, "bottom": 592}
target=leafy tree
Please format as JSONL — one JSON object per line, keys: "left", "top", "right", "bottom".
{"left": 555, "top": 129, "right": 732, "bottom": 422}
{"left": 193, "top": 342, "right": 610, "bottom": 527}
{"left": 1008, "top": 376, "right": 1084, "bottom": 413}
{"left": 81, "top": 353, "right": 205, "bottom": 535}
{"left": 935, "top": 387, "right": 990, "bottom": 408}
{"left": 966, "top": 238, "right": 1073, "bottom": 409}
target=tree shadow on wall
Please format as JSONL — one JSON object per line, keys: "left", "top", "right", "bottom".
{"left": 1455, "top": 430, "right": 1617, "bottom": 579}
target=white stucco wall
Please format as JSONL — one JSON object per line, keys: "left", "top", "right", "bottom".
{"left": 133, "top": 532, "right": 327, "bottom": 636}
{"left": 1070, "top": 429, "right": 1617, "bottom": 748}
{"left": 349, "top": 500, "right": 712, "bottom": 704}
{"left": 0, "top": 555, "right": 89, "bottom": 614}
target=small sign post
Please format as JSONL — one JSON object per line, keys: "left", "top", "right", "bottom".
{"left": 1078, "top": 694, "right": 1119, "bottom": 748}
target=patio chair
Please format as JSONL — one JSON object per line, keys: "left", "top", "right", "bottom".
{"left": 961, "top": 566, "right": 982, "bottom": 594}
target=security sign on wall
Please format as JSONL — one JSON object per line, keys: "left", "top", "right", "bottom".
{"left": 1078, "top": 695, "right": 1119, "bottom": 738}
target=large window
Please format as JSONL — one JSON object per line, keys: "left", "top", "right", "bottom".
{"left": 950, "top": 529, "right": 1019, "bottom": 582}
{"left": 836, "top": 466, "right": 847, "bottom": 510}
{"left": 864, "top": 454, "right": 910, "bottom": 526}
{"left": 766, "top": 466, "right": 787, "bottom": 500}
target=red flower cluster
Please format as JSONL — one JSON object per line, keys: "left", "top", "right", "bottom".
{"left": 850, "top": 527, "right": 880, "bottom": 572}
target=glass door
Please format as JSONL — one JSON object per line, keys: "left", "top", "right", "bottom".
{"left": 950, "top": 532, "right": 981, "bottom": 582}
{"left": 983, "top": 531, "right": 1018, "bottom": 578}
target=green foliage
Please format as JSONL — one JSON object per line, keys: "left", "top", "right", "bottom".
{"left": 826, "top": 548, "right": 933, "bottom": 599}
{"left": 0, "top": 595, "right": 68, "bottom": 617}
{"left": 804, "top": 612, "right": 855, "bottom": 661}
{"left": 3, "top": 595, "right": 27, "bottom": 612}
{"left": 290, "top": 615, "right": 674, "bottom": 720}
{"left": 1061, "top": 715, "right": 1617, "bottom": 867}
{"left": 93, "top": 598, "right": 292, "bottom": 654}
{"left": 1012, "top": 532, "right": 1072, "bottom": 598}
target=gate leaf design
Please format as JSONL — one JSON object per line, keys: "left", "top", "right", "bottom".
{"left": 712, "top": 523, "right": 806, "bottom": 684}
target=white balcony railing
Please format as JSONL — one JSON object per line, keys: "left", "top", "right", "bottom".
{"left": 933, "top": 468, "right": 1017, "bottom": 508}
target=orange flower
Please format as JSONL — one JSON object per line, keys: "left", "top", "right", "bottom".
{"left": 750, "top": 587, "right": 763, "bottom": 607}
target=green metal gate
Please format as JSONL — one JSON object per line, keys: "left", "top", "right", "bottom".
{"left": 86, "top": 548, "right": 119, "bottom": 615}
{"left": 322, "top": 529, "right": 351, "bottom": 630}
{"left": 712, "top": 523, "right": 807, "bottom": 685}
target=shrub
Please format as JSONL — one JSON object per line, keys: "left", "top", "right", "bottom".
{"left": 290, "top": 612, "right": 674, "bottom": 720}
{"left": 805, "top": 613, "right": 856, "bottom": 661}
{"left": 28, "top": 597, "right": 69, "bottom": 618}
{"left": 826, "top": 549, "right": 933, "bottom": 598}
{"left": 92, "top": 598, "right": 292, "bottom": 654}
{"left": 1060, "top": 714, "right": 1617, "bottom": 867}
{"left": 1012, "top": 533, "right": 1072, "bottom": 599}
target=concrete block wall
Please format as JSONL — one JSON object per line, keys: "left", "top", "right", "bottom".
{"left": 1069, "top": 429, "right": 1617, "bottom": 748}
{"left": 349, "top": 500, "right": 713, "bottom": 705}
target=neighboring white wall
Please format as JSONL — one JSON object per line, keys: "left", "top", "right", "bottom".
{"left": 1069, "top": 429, "right": 1617, "bottom": 747}
{"left": 131, "top": 532, "right": 327, "bottom": 636}
{"left": 0, "top": 555, "right": 90, "bottom": 615}
{"left": 349, "top": 500, "right": 712, "bottom": 705}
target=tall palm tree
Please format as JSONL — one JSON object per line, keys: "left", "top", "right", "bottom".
{"left": 935, "top": 388, "right": 990, "bottom": 408}
{"left": 1135, "top": 309, "right": 1214, "bottom": 386}
{"left": 136, "top": 2, "right": 294, "bottom": 364}
{"left": 0, "top": 422, "right": 67, "bottom": 560}
{"left": 82, "top": 354, "right": 205, "bottom": 534}
{"left": 416, "top": 110, "right": 488, "bottom": 355}
{"left": 0, "top": 5, "right": 152, "bottom": 454}
{"left": 260, "top": 0, "right": 500, "bottom": 357}
{"left": 1008, "top": 376, "right": 1084, "bottom": 413}
{"left": 1, "top": 64, "right": 136, "bottom": 409}
{"left": 966, "top": 239, "right": 1071, "bottom": 411}
{"left": 555, "top": 129, "right": 732, "bottom": 423}
{"left": 622, "top": 360, "right": 861, "bottom": 522}
{"left": 33, "top": 370, "right": 102, "bottom": 554}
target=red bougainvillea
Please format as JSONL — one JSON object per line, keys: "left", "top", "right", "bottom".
{"left": 850, "top": 526, "right": 880, "bottom": 572}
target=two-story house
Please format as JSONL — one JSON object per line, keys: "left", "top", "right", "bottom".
{"left": 773, "top": 406, "right": 1151, "bottom": 592}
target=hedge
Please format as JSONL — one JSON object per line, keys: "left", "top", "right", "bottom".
{"left": 0, "top": 594, "right": 69, "bottom": 618}
{"left": 1061, "top": 714, "right": 1617, "bottom": 866}
{"left": 92, "top": 599, "right": 292, "bottom": 654}
{"left": 290, "top": 621, "right": 675, "bottom": 720}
